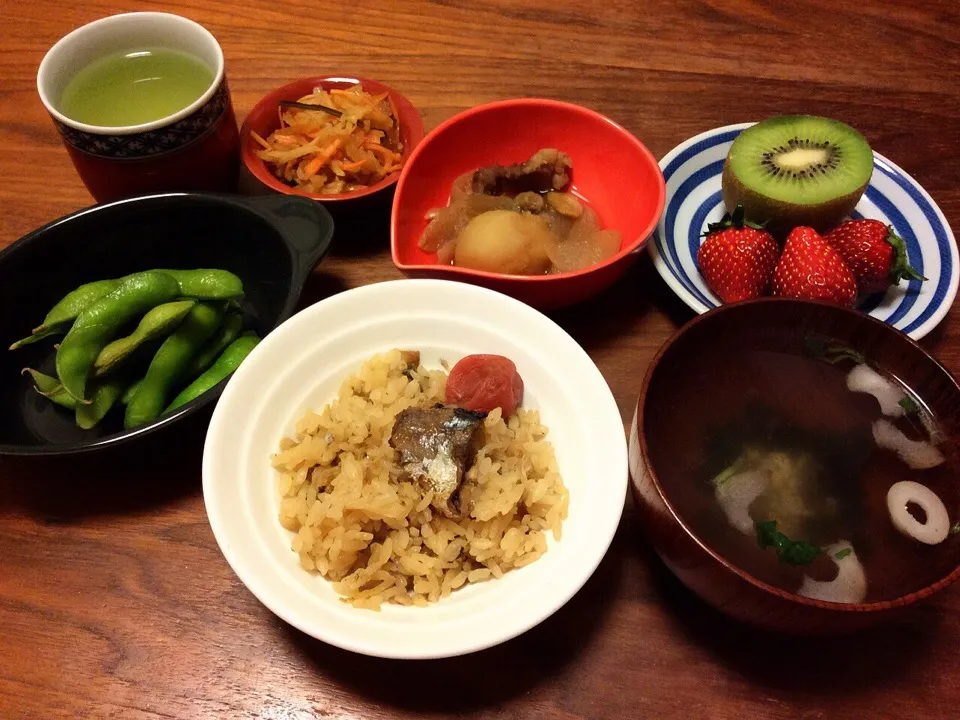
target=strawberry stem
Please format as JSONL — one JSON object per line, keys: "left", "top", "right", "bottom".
{"left": 704, "top": 204, "right": 766, "bottom": 236}
{"left": 886, "top": 227, "right": 926, "bottom": 285}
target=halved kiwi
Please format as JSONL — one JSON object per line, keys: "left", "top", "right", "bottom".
{"left": 722, "top": 115, "right": 874, "bottom": 238}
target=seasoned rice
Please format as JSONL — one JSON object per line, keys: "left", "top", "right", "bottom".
{"left": 272, "top": 349, "right": 569, "bottom": 609}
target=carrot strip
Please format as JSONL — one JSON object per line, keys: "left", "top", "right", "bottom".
{"left": 363, "top": 142, "right": 394, "bottom": 160}
{"left": 302, "top": 139, "right": 343, "bottom": 177}
{"left": 258, "top": 85, "right": 399, "bottom": 192}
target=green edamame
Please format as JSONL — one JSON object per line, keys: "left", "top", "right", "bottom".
{"left": 121, "top": 378, "right": 144, "bottom": 405}
{"left": 165, "top": 332, "right": 260, "bottom": 413}
{"left": 23, "top": 368, "right": 60, "bottom": 395}
{"left": 182, "top": 313, "right": 243, "bottom": 378}
{"left": 9, "top": 269, "right": 243, "bottom": 352}
{"left": 9, "top": 278, "right": 122, "bottom": 350}
{"left": 21, "top": 369, "right": 78, "bottom": 410}
{"left": 124, "top": 302, "right": 225, "bottom": 429}
{"left": 93, "top": 299, "right": 196, "bottom": 378}
{"left": 76, "top": 376, "right": 129, "bottom": 430}
{"left": 9, "top": 325, "right": 63, "bottom": 351}
{"left": 39, "top": 278, "right": 124, "bottom": 329}
{"left": 56, "top": 271, "right": 181, "bottom": 402}
{"left": 158, "top": 269, "right": 244, "bottom": 300}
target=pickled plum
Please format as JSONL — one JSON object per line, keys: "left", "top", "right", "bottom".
{"left": 446, "top": 354, "right": 524, "bottom": 416}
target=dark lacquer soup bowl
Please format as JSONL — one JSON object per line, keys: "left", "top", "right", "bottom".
{"left": 630, "top": 298, "right": 960, "bottom": 634}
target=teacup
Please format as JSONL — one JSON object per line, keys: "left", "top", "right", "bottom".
{"left": 37, "top": 12, "right": 240, "bottom": 203}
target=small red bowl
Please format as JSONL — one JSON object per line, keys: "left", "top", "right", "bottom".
{"left": 240, "top": 75, "right": 424, "bottom": 202}
{"left": 390, "top": 98, "right": 665, "bottom": 310}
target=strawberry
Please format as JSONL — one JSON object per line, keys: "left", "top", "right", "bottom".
{"left": 771, "top": 226, "right": 857, "bottom": 307}
{"left": 697, "top": 205, "right": 779, "bottom": 303}
{"left": 824, "top": 219, "right": 925, "bottom": 294}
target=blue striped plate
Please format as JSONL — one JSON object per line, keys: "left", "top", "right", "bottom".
{"left": 650, "top": 123, "right": 958, "bottom": 339}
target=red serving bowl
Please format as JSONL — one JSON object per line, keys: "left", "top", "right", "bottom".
{"left": 240, "top": 75, "right": 424, "bottom": 202}
{"left": 391, "top": 98, "right": 665, "bottom": 310}
{"left": 631, "top": 298, "right": 960, "bottom": 634}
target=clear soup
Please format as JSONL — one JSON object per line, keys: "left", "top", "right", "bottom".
{"left": 647, "top": 341, "right": 958, "bottom": 604}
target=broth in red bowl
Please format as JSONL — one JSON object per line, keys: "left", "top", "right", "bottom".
{"left": 391, "top": 99, "right": 665, "bottom": 310}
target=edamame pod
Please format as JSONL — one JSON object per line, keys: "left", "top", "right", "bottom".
{"left": 158, "top": 269, "right": 244, "bottom": 300}
{"left": 182, "top": 313, "right": 243, "bottom": 378}
{"left": 124, "top": 302, "right": 225, "bottom": 429}
{"left": 56, "top": 271, "right": 181, "bottom": 402}
{"left": 9, "top": 278, "right": 122, "bottom": 349}
{"left": 38, "top": 278, "right": 124, "bottom": 329}
{"left": 10, "top": 270, "right": 241, "bottom": 350}
{"left": 93, "top": 300, "right": 196, "bottom": 378}
{"left": 76, "top": 377, "right": 128, "bottom": 430}
{"left": 21, "top": 369, "right": 78, "bottom": 410}
{"left": 9, "top": 325, "right": 64, "bottom": 351}
{"left": 121, "top": 378, "right": 143, "bottom": 406}
{"left": 165, "top": 332, "right": 260, "bottom": 413}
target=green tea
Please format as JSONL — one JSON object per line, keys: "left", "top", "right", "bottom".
{"left": 59, "top": 47, "right": 214, "bottom": 127}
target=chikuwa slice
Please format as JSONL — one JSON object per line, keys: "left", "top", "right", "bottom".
{"left": 886, "top": 480, "right": 950, "bottom": 545}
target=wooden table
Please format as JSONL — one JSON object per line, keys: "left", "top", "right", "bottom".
{"left": 2, "top": 1, "right": 958, "bottom": 718}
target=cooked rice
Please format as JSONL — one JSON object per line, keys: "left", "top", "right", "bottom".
{"left": 272, "top": 349, "right": 569, "bottom": 609}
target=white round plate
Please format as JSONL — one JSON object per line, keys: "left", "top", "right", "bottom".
{"left": 650, "top": 122, "right": 958, "bottom": 340}
{"left": 202, "top": 279, "right": 627, "bottom": 659}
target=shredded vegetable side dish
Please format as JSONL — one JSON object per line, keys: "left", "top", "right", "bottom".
{"left": 251, "top": 84, "right": 403, "bottom": 195}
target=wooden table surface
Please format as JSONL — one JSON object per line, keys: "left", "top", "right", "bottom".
{"left": 2, "top": 1, "right": 959, "bottom": 718}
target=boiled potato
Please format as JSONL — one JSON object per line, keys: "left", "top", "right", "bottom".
{"left": 454, "top": 210, "right": 553, "bottom": 275}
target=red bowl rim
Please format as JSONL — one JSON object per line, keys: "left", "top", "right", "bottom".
{"left": 240, "top": 75, "right": 424, "bottom": 203}
{"left": 390, "top": 97, "right": 667, "bottom": 283}
{"left": 635, "top": 296, "right": 960, "bottom": 614}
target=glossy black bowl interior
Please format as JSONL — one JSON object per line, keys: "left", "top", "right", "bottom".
{"left": 0, "top": 193, "right": 334, "bottom": 455}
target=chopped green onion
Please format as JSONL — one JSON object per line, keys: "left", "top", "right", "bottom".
{"left": 898, "top": 396, "right": 920, "bottom": 414}
{"left": 756, "top": 520, "right": 823, "bottom": 566}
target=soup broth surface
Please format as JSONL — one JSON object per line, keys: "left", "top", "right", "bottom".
{"left": 648, "top": 346, "right": 958, "bottom": 603}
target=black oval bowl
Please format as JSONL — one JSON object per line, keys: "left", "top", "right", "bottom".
{"left": 0, "top": 193, "right": 334, "bottom": 456}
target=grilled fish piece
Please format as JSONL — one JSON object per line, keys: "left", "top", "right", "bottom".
{"left": 389, "top": 404, "right": 486, "bottom": 518}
